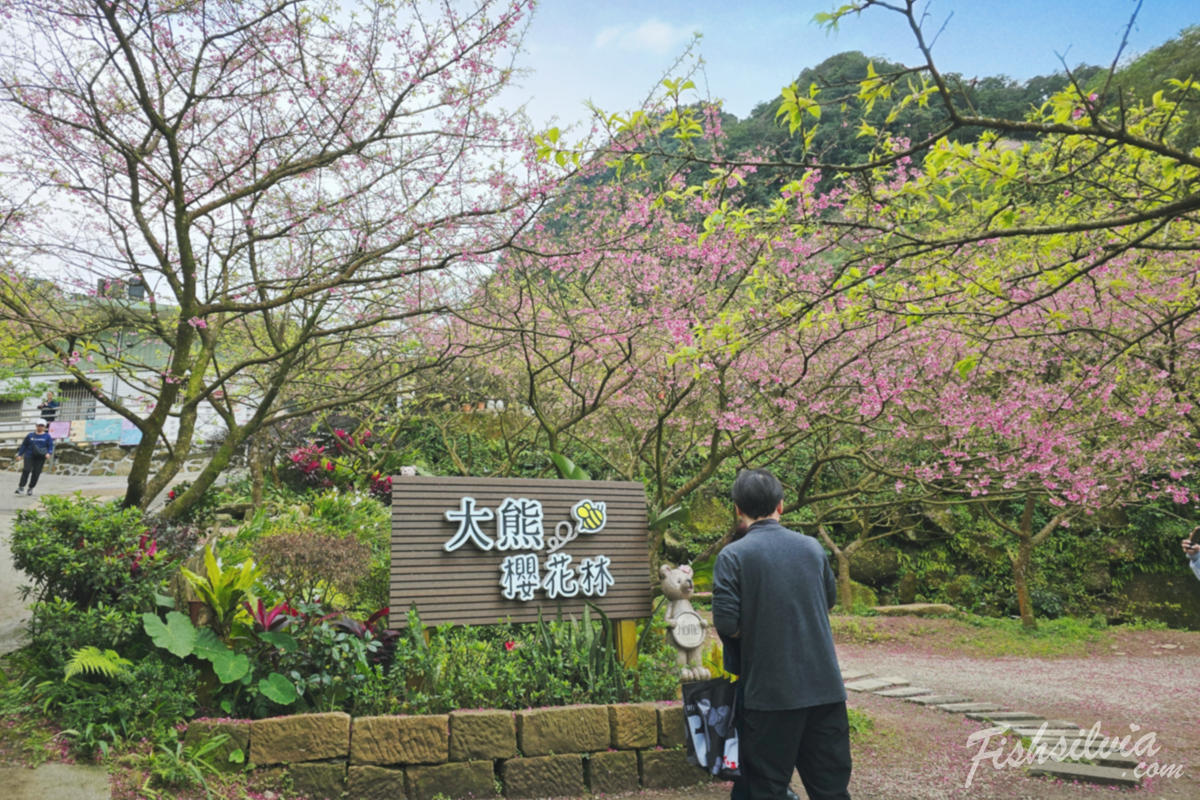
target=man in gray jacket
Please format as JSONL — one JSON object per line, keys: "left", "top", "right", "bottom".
{"left": 712, "top": 469, "right": 850, "bottom": 800}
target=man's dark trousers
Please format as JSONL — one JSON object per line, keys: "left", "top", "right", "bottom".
{"left": 742, "top": 701, "right": 852, "bottom": 800}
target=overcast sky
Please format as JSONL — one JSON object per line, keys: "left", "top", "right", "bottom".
{"left": 502, "top": 0, "right": 1199, "bottom": 129}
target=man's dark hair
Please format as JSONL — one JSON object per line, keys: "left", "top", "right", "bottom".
{"left": 731, "top": 469, "right": 784, "bottom": 519}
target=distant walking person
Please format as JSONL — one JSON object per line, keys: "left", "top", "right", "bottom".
{"left": 16, "top": 421, "right": 54, "bottom": 496}
{"left": 713, "top": 468, "right": 850, "bottom": 800}
{"left": 1183, "top": 527, "right": 1200, "bottom": 582}
{"left": 37, "top": 390, "right": 60, "bottom": 422}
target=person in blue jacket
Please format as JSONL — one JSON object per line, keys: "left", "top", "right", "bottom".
{"left": 16, "top": 421, "right": 54, "bottom": 496}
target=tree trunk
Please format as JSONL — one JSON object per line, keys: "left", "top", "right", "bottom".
{"left": 249, "top": 436, "right": 265, "bottom": 508}
{"left": 837, "top": 550, "right": 853, "bottom": 610}
{"left": 1011, "top": 536, "right": 1036, "bottom": 630}
{"left": 158, "top": 432, "right": 242, "bottom": 521}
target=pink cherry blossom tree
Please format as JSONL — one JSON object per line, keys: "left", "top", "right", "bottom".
{"left": 0, "top": 0, "right": 563, "bottom": 516}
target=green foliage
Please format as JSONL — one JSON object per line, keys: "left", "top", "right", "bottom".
{"left": 63, "top": 646, "right": 132, "bottom": 680}
{"left": 138, "top": 611, "right": 300, "bottom": 716}
{"left": 701, "top": 642, "right": 734, "bottom": 681}
{"left": 550, "top": 451, "right": 591, "bottom": 480}
{"left": 276, "top": 615, "right": 379, "bottom": 712}
{"left": 142, "top": 611, "right": 198, "bottom": 658}
{"left": 39, "top": 653, "right": 198, "bottom": 757}
{"left": 180, "top": 547, "right": 260, "bottom": 638}
{"left": 356, "top": 608, "right": 678, "bottom": 715}
{"left": 846, "top": 707, "right": 875, "bottom": 742}
{"left": 253, "top": 529, "right": 372, "bottom": 606}
{"left": 227, "top": 487, "right": 391, "bottom": 611}
{"left": 10, "top": 496, "right": 167, "bottom": 609}
{"left": 141, "top": 732, "right": 231, "bottom": 796}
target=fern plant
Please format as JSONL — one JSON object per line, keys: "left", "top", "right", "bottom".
{"left": 64, "top": 646, "right": 133, "bottom": 679}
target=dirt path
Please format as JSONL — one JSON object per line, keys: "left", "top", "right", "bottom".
{"left": 834, "top": 617, "right": 1200, "bottom": 799}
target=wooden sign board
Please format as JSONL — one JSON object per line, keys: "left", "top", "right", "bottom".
{"left": 390, "top": 476, "right": 653, "bottom": 626}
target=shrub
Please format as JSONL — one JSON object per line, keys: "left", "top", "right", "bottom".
{"left": 254, "top": 530, "right": 372, "bottom": 605}
{"left": 358, "top": 608, "right": 680, "bottom": 715}
{"left": 10, "top": 497, "right": 169, "bottom": 609}
{"left": 34, "top": 653, "right": 198, "bottom": 757}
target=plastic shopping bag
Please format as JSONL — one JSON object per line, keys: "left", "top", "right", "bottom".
{"left": 682, "top": 677, "right": 740, "bottom": 779}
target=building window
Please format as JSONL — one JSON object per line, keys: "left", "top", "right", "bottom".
{"left": 0, "top": 400, "right": 21, "bottom": 424}
{"left": 58, "top": 382, "right": 98, "bottom": 422}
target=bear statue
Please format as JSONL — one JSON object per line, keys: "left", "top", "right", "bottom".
{"left": 659, "top": 563, "right": 711, "bottom": 682}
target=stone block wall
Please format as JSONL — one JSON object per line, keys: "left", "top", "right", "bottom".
{"left": 0, "top": 441, "right": 232, "bottom": 478}
{"left": 189, "top": 702, "right": 708, "bottom": 800}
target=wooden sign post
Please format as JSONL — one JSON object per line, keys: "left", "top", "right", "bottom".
{"left": 390, "top": 477, "right": 653, "bottom": 653}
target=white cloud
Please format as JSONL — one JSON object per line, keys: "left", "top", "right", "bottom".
{"left": 592, "top": 18, "right": 697, "bottom": 55}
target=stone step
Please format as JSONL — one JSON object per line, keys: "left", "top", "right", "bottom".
{"left": 1027, "top": 762, "right": 1140, "bottom": 787}
{"left": 845, "top": 677, "right": 907, "bottom": 692}
{"left": 1040, "top": 720, "right": 1081, "bottom": 731}
{"left": 840, "top": 670, "right": 872, "bottom": 682}
{"left": 873, "top": 686, "right": 934, "bottom": 698}
{"left": 936, "top": 702, "right": 1001, "bottom": 713}
{"left": 907, "top": 694, "right": 969, "bottom": 706}
{"left": 1096, "top": 754, "right": 1139, "bottom": 769}
{"left": 967, "top": 711, "right": 1043, "bottom": 723}
{"left": 1011, "top": 728, "right": 1088, "bottom": 741}
{"left": 873, "top": 675, "right": 911, "bottom": 686}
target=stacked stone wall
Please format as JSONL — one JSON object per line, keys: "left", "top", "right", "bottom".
{"left": 1, "top": 441, "right": 234, "bottom": 477}
{"left": 188, "top": 702, "right": 708, "bottom": 799}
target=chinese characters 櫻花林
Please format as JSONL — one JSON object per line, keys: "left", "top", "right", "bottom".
{"left": 445, "top": 496, "right": 616, "bottom": 602}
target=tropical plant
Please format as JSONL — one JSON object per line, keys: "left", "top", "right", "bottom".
{"left": 180, "top": 547, "right": 261, "bottom": 639}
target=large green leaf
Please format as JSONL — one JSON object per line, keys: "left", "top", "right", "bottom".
{"left": 258, "top": 672, "right": 299, "bottom": 706}
{"left": 191, "top": 628, "right": 250, "bottom": 683}
{"left": 192, "top": 628, "right": 227, "bottom": 661}
{"left": 209, "top": 650, "right": 251, "bottom": 684}
{"left": 142, "top": 611, "right": 197, "bottom": 658}
{"left": 549, "top": 451, "right": 590, "bottom": 481}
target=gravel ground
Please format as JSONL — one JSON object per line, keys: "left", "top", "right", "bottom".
{"left": 835, "top": 620, "right": 1199, "bottom": 799}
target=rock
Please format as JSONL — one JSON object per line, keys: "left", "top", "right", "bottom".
{"left": 405, "top": 761, "right": 495, "bottom": 800}
{"left": 289, "top": 762, "right": 346, "bottom": 800}
{"left": 937, "top": 702, "right": 1001, "bottom": 713}
{"left": 871, "top": 603, "right": 956, "bottom": 617}
{"left": 874, "top": 686, "right": 934, "bottom": 698}
{"left": 347, "top": 765, "right": 407, "bottom": 800}
{"left": 501, "top": 754, "right": 584, "bottom": 798}
{"left": 250, "top": 712, "right": 351, "bottom": 765}
{"left": 849, "top": 544, "right": 900, "bottom": 585}
{"left": 1027, "top": 762, "right": 1140, "bottom": 787}
{"left": 351, "top": 714, "right": 448, "bottom": 765}
{"left": 845, "top": 677, "right": 908, "bottom": 692}
{"left": 908, "top": 695, "right": 969, "bottom": 706}
{"left": 449, "top": 709, "right": 516, "bottom": 761}
{"left": 517, "top": 705, "right": 609, "bottom": 756}
{"left": 184, "top": 719, "right": 250, "bottom": 772}
{"left": 638, "top": 749, "right": 709, "bottom": 789}
{"left": 656, "top": 703, "right": 687, "bottom": 748}
{"left": 586, "top": 750, "right": 639, "bottom": 794}
{"left": 608, "top": 703, "right": 658, "bottom": 749}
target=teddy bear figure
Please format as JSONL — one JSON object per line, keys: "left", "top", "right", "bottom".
{"left": 659, "top": 563, "right": 711, "bottom": 682}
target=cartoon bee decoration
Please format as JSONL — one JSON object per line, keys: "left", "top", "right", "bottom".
{"left": 571, "top": 499, "right": 607, "bottom": 534}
